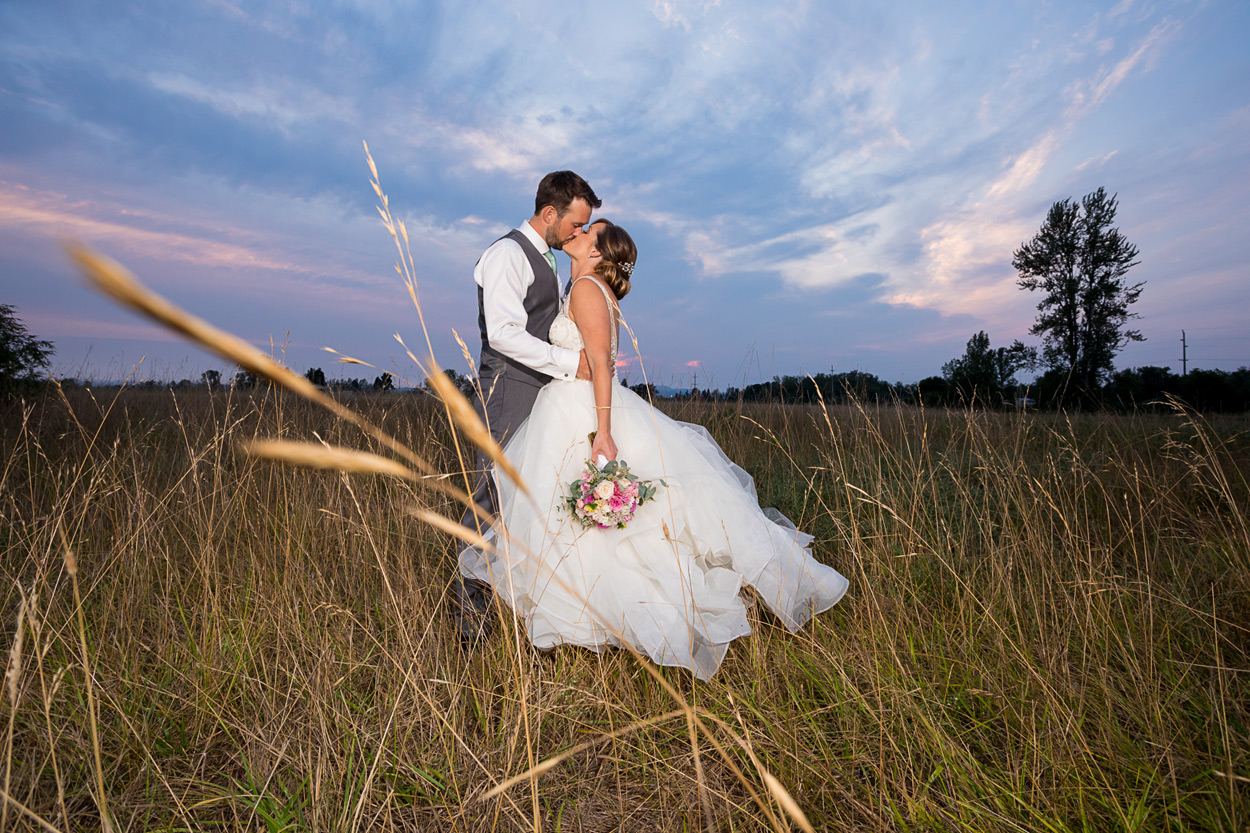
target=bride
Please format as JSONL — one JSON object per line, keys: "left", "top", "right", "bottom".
{"left": 459, "top": 220, "right": 848, "bottom": 680}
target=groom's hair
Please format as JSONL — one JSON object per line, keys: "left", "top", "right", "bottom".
{"left": 535, "top": 171, "right": 601, "bottom": 216}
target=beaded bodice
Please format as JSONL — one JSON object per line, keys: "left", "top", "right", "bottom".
{"left": 548, "top": 276, "right": 618, "bottom": 375}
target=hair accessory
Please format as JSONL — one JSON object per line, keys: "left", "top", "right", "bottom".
{"left": 619, "top": 261, "right": 634, "bottom": 276}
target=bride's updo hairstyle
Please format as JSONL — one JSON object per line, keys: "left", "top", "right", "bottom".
{"left": 590, "top": 219, "right": 637, "bottom": 300}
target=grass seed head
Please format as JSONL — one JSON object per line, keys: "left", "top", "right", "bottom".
{"left": 242, "top": 439, "right": 419, "bottom": 482}
{"left": 6, "top": 597, "right": 25, "bottom": 704}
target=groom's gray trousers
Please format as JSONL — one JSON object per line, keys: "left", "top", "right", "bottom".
{"left": 452, "top": 355, "right": 545, "bottom": 630}
{"left": 456, "top": 359, "right": 546, "bottom": 609}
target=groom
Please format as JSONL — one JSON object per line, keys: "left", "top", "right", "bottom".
{"left": 455, "top": 170, "right": 601, "bottom": 645}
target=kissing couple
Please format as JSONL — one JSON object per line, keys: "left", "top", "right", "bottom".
{"left": 455, "top": 171, "right": 848, "bottom": 680}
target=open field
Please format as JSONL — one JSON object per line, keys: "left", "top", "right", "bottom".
{"left": 1, "top": 386, "right": 1248, "bottom": 831}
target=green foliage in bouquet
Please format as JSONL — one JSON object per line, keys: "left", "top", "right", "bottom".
{"left": 564, "top": 456, "right": 666, "bottom": 530}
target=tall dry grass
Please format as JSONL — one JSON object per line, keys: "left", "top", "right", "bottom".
{"left": 1, "top": 382, "right": 1247, "bottom": 831}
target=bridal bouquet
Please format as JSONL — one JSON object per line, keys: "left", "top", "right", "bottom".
{"left": 565, "top": 456, "right": 664, "bottom": 530}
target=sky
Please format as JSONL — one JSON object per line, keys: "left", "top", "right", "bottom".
{"left": 1, "top": 0, "right": 1247, "bottom": 390}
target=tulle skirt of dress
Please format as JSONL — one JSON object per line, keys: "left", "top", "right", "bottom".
{"left": 459, "top": 380, "right": 849, "bottom": 680}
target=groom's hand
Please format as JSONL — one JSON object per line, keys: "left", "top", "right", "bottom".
{"left": 575, "top": 350, "right": 592, "bottom": 380}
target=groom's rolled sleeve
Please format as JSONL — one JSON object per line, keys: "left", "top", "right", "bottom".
{"left": 476, "top": 241, "right": 579, "bottom": 381}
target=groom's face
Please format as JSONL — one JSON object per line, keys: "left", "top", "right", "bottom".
{"left": 546, "top": 198, "right": 593, "bottom": 251}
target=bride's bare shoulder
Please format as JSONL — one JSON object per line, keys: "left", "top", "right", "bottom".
{"left": 570, "top": 275, "right": 609, "bottom": 303}
{"left": 568, "top": 276, "right": 612, "bottom": 323}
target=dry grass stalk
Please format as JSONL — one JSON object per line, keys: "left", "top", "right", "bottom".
{"left": 242, "top": 439, "right": 419, "bottom": 482}
{"left": 424, "top": 359, "right": 528, "bottom": 496}
{"left": 761, "top": 771, "right": 814, "bottom": 833}
{"left": 479, "top": 709, "right": 687, "bottom": 800}
{"left": 320, "top": 348, "right": 376, "bottom": 368}
{"left": 364, "top": 140, "right": 437, "bottom": 365}
{"left": 2, "top": 596, "right": 26, "bottom": 833}
{"left": 62, "top": 541, "right": 113, "bottom": 833}
{"left": 3, "top": 597, "right": 23, "bottom": 706}
{"left": 365, "top": 141, "right": 500, "bottom": 532}
{"left": 407, "top": 507, "right": 494, "bottom": 553}
{"left": 0, "top": 789, "right": 62, "bottom": 833}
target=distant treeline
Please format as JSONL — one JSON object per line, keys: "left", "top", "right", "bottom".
{"left": 49, "top": 364, "right": 1250, "bottom": 413}
{"left": 630, "top": 365, "right": 1250, "bottom": 413}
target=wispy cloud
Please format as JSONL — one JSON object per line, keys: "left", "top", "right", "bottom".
{"left": 1076, "top": 149, "right": 1120, "bottom": 171}
{"left": 985, "top": 131, "right": 1060, "bottom": 200}
{"left": 1108, "top": 0, "right": 1137, "bottom": 19}
{"left": 650, "top": 0, "right": 723, "bottom": 32}
{"left": 145, "top": 72, "right": 356, "bottom": 132}
{"left": 408, "top": 117, "right": 578, "bottom": 181}
{"left": 1065, "top": 18, "right": 1180, "bottom": 120}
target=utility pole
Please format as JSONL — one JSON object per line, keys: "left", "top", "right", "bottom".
{"left": 1180, "top": 330, "right": 1188, "bottom": 377}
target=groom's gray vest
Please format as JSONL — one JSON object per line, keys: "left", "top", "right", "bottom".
{"left": 477, "top": 229, "right": 560, "bottom": 387}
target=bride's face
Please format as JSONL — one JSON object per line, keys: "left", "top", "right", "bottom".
{"left": 565, "top": 224, "right": 602, "bottom": 266}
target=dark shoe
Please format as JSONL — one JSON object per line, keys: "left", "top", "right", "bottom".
{"left": 454, "top": 576, "right": 494, "bottom": 648}
{"left": 455, "top": 604, "right": 494, "bottom": 648}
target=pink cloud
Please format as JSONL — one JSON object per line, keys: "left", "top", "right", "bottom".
{"left": 0, "top": 179, "right": 400, "bottom": 320}
{"left": 21, "top": 310, "right": 176, "bottom": 342}
{"left": 0, "top": 181, "right": 308, "bottom": 273}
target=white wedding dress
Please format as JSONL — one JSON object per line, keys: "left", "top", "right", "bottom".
{"left": 460, "top": 277, "right": 849, "bottom": 679}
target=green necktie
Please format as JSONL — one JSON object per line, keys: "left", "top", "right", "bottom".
{"left": 542, "top": 249, "right": 557, "bottom": 277}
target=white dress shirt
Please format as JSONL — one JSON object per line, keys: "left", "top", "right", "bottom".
{"left": 474, "top": 221, "right": 579, "bottom": 381}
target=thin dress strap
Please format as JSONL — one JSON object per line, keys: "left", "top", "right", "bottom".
{"left": 569, "top": 275, "right": 618, "bottom": 366}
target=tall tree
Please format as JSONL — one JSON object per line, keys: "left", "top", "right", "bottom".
{"left": 0, "top": 304, "right": 54, "bottom": 393}
{"left": 942, "top": 331, "right": 1037, "bottom": 403}
{"left": 1013, "top": 187, "right": 1143, "bottom": 400}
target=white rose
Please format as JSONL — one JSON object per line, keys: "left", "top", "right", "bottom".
{"left": 595, "top": 480, "right": 615, "bottom": 500}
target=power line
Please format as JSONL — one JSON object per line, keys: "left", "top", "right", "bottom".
{"left": 1173, "top": 328, "right": 1249, "bottom": 334}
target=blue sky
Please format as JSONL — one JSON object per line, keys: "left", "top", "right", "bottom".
{"left": 2, "top": 0, "right": 1247, "bottom": 389}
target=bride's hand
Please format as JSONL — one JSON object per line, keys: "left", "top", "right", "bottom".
{"left": 591, "top": 430, "right": 618, "bottom": 464}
